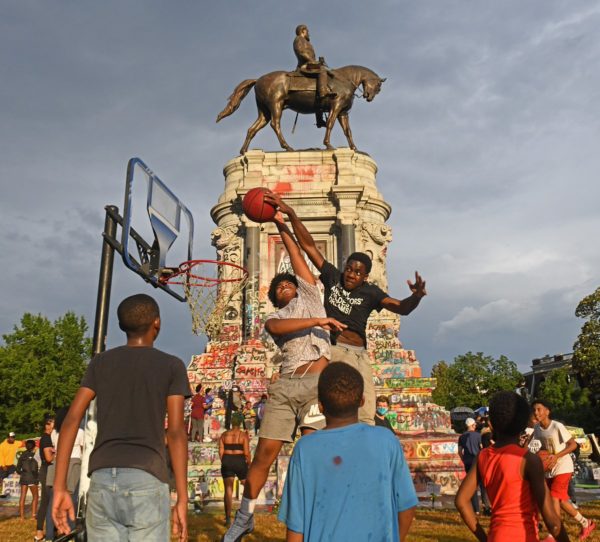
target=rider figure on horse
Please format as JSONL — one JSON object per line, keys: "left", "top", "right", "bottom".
{"left": 293, "top": 24, "right": 334, "bottom": 128}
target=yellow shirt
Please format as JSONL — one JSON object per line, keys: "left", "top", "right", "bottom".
{"left": 0, "top": 439, "right": 22, "bottom": 467}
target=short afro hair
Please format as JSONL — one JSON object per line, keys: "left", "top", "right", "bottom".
{"left": 489, "top": 391, "right": 530, "bottom": 437}
{"left": 346, "top": 252, "right": 372, "bottom": 274}
{"left": 318, "top": 362, "right": 363, "bottom": 418}
{"left": 117, "top": 294, "right": 160, "bottom": 336}
{"left": 268, "top": 272, "right": 298, "bottom": 308}
{"left": 25, "top": 439, "right": 36, "bottom": 451}
{"left": 531, "top": 398, "right": 552, "bottom": 414}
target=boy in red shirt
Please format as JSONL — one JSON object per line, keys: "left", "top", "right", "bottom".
{"left": 190, "top": 385, "right": 207, "bottom": 442}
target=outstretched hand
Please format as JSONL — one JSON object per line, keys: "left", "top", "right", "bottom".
{"left": 407, "top": 271, "right": 427, "bottom": 298}
{"left": 317, "top": 317, "right": 347, "bottom": 332}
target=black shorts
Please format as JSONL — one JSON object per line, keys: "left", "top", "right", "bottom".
{"left": 221, "top": 454, "right": 248, "bottom": 481}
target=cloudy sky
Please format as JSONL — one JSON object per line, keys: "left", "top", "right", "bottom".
{"left": 1, "top": 2, "right": 599, "bottom": 376}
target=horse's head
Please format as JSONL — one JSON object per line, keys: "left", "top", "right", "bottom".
{"left": 362, "top": 77, "right": 386, "bottom": 102}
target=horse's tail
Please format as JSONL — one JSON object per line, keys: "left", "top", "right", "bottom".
{"left": 216, "top": 79, "right": 257, "bottom": 122}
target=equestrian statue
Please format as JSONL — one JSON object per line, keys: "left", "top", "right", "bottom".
{"left": 216, "top": 24, "right": 386, "bottom": 155}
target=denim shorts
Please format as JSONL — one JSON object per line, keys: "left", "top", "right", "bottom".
{"left": 87, "top": 467, "right": 170, "bottom": 542}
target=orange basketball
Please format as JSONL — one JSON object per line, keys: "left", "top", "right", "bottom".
{"left": 242, "top": 187, "right": 277, "bottom": 223}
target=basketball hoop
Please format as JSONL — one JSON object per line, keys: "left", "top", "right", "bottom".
{"left": 159, "top": 260, "right": 249, "bottom": 337}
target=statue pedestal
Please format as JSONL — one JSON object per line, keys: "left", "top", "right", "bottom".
{"left": 186, "top": 149, "right": 462, "bottom": 504}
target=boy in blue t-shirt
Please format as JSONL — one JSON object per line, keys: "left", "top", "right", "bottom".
{"left": 278, "top": 362, "right": 417, "bottom": 542}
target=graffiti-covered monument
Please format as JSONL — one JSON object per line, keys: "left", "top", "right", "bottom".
{"left": 186, "top": 149, "right": 464, "bottom": 503}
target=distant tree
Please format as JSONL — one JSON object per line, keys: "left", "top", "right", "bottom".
{"left": 538, "top": 366, "right": 597, "bottom": 433}
{"left": 0, "top": 312, "right": 90, "bottom": 434}
{"left": 431, "top": 352, "right": 522, "bottom": 411}
{"left": 430, "top": 361, "right": 451, "bottom": 407}
{"left": 539, "top": 367, "right": 588, "bottom": 411}
{"left": 572, "top": 286, "right": 600, "bottom": 395}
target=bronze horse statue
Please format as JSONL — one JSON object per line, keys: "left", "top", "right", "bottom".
{"left": 216, "top": 65, "right": 385, "bottom": 155}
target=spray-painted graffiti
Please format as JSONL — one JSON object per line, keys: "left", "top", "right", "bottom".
{"left": 244, "top": 276, "right": 265, "bottom": 340}
{"left": 372, "top": 344, "right": 418, "bottom": 363}
{"left": 196, "top": 368, "right": 234, "bottom": 381}
{"left": 372, "top": 364, "right": 422, "bottom": 380}
{"left": 188, "top": 444, "right": 221, "bottom": 466}
{"left": 264, "top": 164, "right": 336, "bottom": 195}
{"left": 235, "top": 364, "right": 266, "bottom": 378}
{"left": 431, "top": 441, "right": 458, "bottom": 457}
{"left": 189, "top": 354, "right": 230, "bottom": 369}
{"left": 235, "top": 348, "right": 268, "bottom": 364}
{"left": 372, "top": 349, "right": 419, "bottom": 365}
{"left": 391, "top": 407, "right": 452, "bottom": 434}
{"left": 216, "top": 325, "right": 242, "bottom": 343}
{"left": 235, "top": 379, "right": 268, "bottom": 392}
{"left": 412, "top": 469, "right": 465, "bottom": 496}
{"left": 366, "top": 323, "right": 398, "bottom": 342}
{"left": 384, "top": 377, "right": 437, "bottom": 390}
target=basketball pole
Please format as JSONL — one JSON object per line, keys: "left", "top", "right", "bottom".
{"left": 92, "top": 205, "right": 119, "bottom": 356}
{"left": 67, "top": 205, "right": 119, "bottom": 542}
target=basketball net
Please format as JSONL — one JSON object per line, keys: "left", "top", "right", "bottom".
{"left": 160, "top": 260, "right": 249, "bottom": 338}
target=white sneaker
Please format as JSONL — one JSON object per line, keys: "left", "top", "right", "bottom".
{"left": 222, "top": 509, "right": 254, "bottom": 541}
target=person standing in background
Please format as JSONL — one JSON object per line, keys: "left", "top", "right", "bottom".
{"left": 17, "top": 439, "right": 39, "bottom": 520}
{"left": 374, "top": 395, "right": 395, "bottom": 434}
{"left": 51, "top": 294, "right": 190, "bottom": 541}
{"left": 0, "top": 432, "right": 22, "bottom": 486}
{"left": 254, "top": 395, "right": 267, "bottom": 436}
{"left": 34, "top": 416, "right": 55, "bottom": 542}
{"left": 190, "top": 384, "right": 207, "bottom": 442}
{"left": 532, "top": 400, "right": 595, "bottom": 540}
{"left": 219, "top": 413, "right": 251, "bottom": 527}
{"left": 458, "top": 418, "right": 483, "bottom": 514}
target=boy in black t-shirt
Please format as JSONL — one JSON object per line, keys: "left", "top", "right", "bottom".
{"left": 265, "top": 193, "right": 427, "bottom": 424}
{"left": 52, "top": 294, "right": 190, "bottom": 542}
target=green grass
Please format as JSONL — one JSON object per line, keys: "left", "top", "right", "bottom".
{"left": 1, "top": 501, "right": 598, "bottom": 541}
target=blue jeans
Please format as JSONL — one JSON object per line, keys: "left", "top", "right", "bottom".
{"left": 464, "top": 463, "right": 480, "bottom": 513}
{"left": 87, "top": 468, "right": 170, "bottom": 542}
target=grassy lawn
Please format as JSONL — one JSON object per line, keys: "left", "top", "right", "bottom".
{"left": 1, "top": 502, "right": 598, "bottom": 541}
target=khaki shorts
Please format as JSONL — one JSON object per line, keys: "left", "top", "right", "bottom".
{"left": 330, "top": 344, "right": 375, "bottom": 426}
{"left": 258, "top": 373, "right": 325, "bottom": 442}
